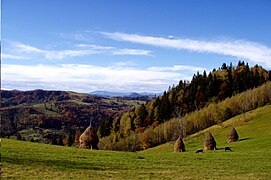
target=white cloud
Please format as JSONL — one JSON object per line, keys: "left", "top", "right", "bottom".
{"left": 1, "top": 63, "right": 202, "bottom": 92}
{"left": 58, "top": 31, "right": 96, "bottom": 42}
{"left": 15, "top": 43, "right": 44, "bottom": 53}
{"left": 78, "top": 44, "right": 115, "bottom": 50}
{"left": 13, "top": 42, "right": 99, "bottom": 59}
{"left": 112, "top": 61, "right": 137, "bottom": 67}
{"left": 111, "top": 48, "right": 152, "bottom": 56}
{"left": 9, "top": 42, "right": 152, "bottom": 59}
{"left": 148, "top": 65, "right": 205, "bottom": 72}
{"left": 101, "top": 32, "right": 271, "bottom": 67}
{"left": 1, "top": 53, "right": 28, "bottom": 60}
{"left": 78, "top": 44, "right": 152, "bottom": 56}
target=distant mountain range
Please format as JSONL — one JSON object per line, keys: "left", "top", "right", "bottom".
{"left": 89, "top": 91, "right": 161, "bottom": 98}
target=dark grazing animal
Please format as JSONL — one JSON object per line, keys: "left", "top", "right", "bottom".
{"left": 196, "top": 149, "right": 204, "bottom": 153}
{"left": 225, "top": 147, "right": 232, "bottom": 152}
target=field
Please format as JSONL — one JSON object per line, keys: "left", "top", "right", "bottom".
{"left": 1, "top": 105, "right": 271, "bottom": 179}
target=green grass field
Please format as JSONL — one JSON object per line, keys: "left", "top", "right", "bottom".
{"left": 1, "top": 105, "right": 271, "bottom": 179}
{"left": 32, "top": 103, "right": 61, "bottom": 116}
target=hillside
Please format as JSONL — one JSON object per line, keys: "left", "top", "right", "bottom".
{"left": 99, "top": 81, "right": 271, "bottom": 151}
{"left": 102, "top": 62, "right": 271, "bottom": 151}
{"left": 0, "top": 89, "right": 146, "bottom": 144}
{"left": 1, "top": 105, "right": 271, "bottom": 179}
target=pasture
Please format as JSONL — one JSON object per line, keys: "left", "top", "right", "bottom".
{"left": 1, "top": 105, "right": 271, "bottom": 179}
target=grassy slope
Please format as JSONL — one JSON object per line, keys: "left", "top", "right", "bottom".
{"left": 1, "top": 105, "right": 271, "bottom": 179}
{"left": 32, "top": 103, "right": 61, "bottom": 116}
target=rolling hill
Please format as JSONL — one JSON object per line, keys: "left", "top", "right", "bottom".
{"left": 1, "top": 105, "right": 271, "bottom": 179}
{"left": 100, "top": 62, "right": 271, "bottom": 151}
{"left": 0, "top": 89, "right": 146, "bottom": 143}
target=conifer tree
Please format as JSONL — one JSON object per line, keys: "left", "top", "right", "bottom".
{"left": 59, "top": 136, "right": 64, "bottom": 146}
{"left": 17, "top": 133, "right": 22, "bottom": 141}
{"left": 67, "top": 133, "right": 74, "bottom": 147}
{"left": 134, "top": 104, "right": 148, "bottom": 128}
{"left": 52, "top": 134, "right": 58, "bottom": 145}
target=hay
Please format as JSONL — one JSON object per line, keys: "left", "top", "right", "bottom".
{"left": 79, "top": 126, "right": 99, "bottom": 149}
{"left": 203, "top": 132, "right": 217, "bottom": 151}
{"left": 227, "top": 127, "right": 239, "bottom": 143}
{"left": 174, "top": 137, "right": 186, "bottom": 152}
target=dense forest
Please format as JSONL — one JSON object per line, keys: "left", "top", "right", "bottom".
{"left": 99, "top": 61, "right": 271, "bottom": 150}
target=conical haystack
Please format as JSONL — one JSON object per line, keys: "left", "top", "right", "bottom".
{"left": 79, "top": 126, "right": 99, "bottom": 149}
{"left": 227, "top": 127, "right": 239, "bottom": 143}
{"left": 204, "top": 132, "right": 217, "bottom": 151}
{"left": 174, "top": 137, "right": 186, "bottom": 152}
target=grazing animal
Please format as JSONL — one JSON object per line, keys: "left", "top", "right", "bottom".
{"left": 225, "top": 147, "right": 232, "bottom": 152}
{"left": 196, "top": 149, "right": 204, "bottom": 153}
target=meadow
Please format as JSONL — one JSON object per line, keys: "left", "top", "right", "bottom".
{"left": 1, "top": 105, "right": 271, "bottom": 179}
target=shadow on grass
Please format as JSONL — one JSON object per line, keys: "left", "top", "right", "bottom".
{"left": 3, "top": 157, "right": 126, "bottom": 171}
{"left": 239, "top": 138, "right": 251, "bottom": 141}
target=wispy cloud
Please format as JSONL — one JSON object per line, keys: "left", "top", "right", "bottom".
{"left": 1, "top": 53, "right": 29, "bottom": 60}
{"left": 9, "top": 41, "right": 152, "bottom": 60}
{"left": 78, "top": 44, "right": 115, "bottom": 50}
{"left": 148, "top": 65, "right": 205, "bottom": 72}
{"left": 101, "top": 32, "right": 271, "bottom": 67}
{"left": 58, "top": 32, "right": 94, "bottom": 42}
{"left": 2, "top": 63, "right": 203, "bottom": 92}
{"left": 112, "top": 61, "right": 137, "bottom": 67}
{"left": 78, "top": 44, "right": 152, "bottom": 56}
{"left": 111, "top": 48, "right": 152, "bottom": 56}
{"left": 13, "top": 42, "right": 100, "bottom": 59}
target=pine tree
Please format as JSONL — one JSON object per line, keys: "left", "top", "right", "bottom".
{"left": 67, "top": 133, "right": 74, "bottom": 147}
{"left": 52, "top": 134, "right": 58, "bottom": 145}
{"left": 134, "top": 104, "right": 148, "bottom": 128}
{"left": 227, "top": 67, "right": 233, "bottom": 97}
{"left": 268, "top": 71, "right": 271, "bottom": 81}
{"left": 221, "top": 63, "right": 227, "bottom": 70}
{"left": 59, "top": 136, "right": 64, "bottom": 146}
{"left": 195, "top": 86, "right": 207, "bottom": 109}
{"left": 17, "top": 133, "right": 22, "bottom": 140}
{"left": 160, "top": 91, "right": 171, "bottom": 121}
{"left": 98, "top": 118, "right": 113, "bottom": 138}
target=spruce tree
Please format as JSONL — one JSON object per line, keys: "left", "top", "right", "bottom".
{"left": 67, "top": 133, "right": 74, "bottom": 146}
{"left": 59, "top": 136, "right": 64, "bottom": 146}
{"left": 52, "top": 134, "right": 58, "bottom": 145}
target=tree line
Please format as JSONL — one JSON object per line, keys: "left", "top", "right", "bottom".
{"left": 98, "top": 62, "right": 271, "bottom": 150}
{"left": 99, "top": 81, "right": 271, "bottom": 151}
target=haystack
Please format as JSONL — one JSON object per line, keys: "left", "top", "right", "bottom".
{"left": 203, "top": 132, "right": 217, "bottom": 151}
{"left": 79, "top": 126, "right": 99, "bottom": 149}
{"left": 174, "top": 137, "right": 186, "bottom": 152}
{"left": 227, "top": 127, "right": 239, "bottom": 143}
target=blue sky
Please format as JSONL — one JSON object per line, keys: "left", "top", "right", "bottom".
{"left": 2, "top": 0, "right": 271, "bottom": 93}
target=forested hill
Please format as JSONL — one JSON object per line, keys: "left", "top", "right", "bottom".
{"left": 0, "top": 90, "right": 145, "bottom": 142}
{"left": 108, "top": 62, "right": 271, "bottom": 138}
{"left": 1, "top": 90, "right": 71, "bottom": 107}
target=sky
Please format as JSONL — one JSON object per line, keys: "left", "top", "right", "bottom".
{"left": 1, "top": 0, "right": 271, "bottom": 93}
